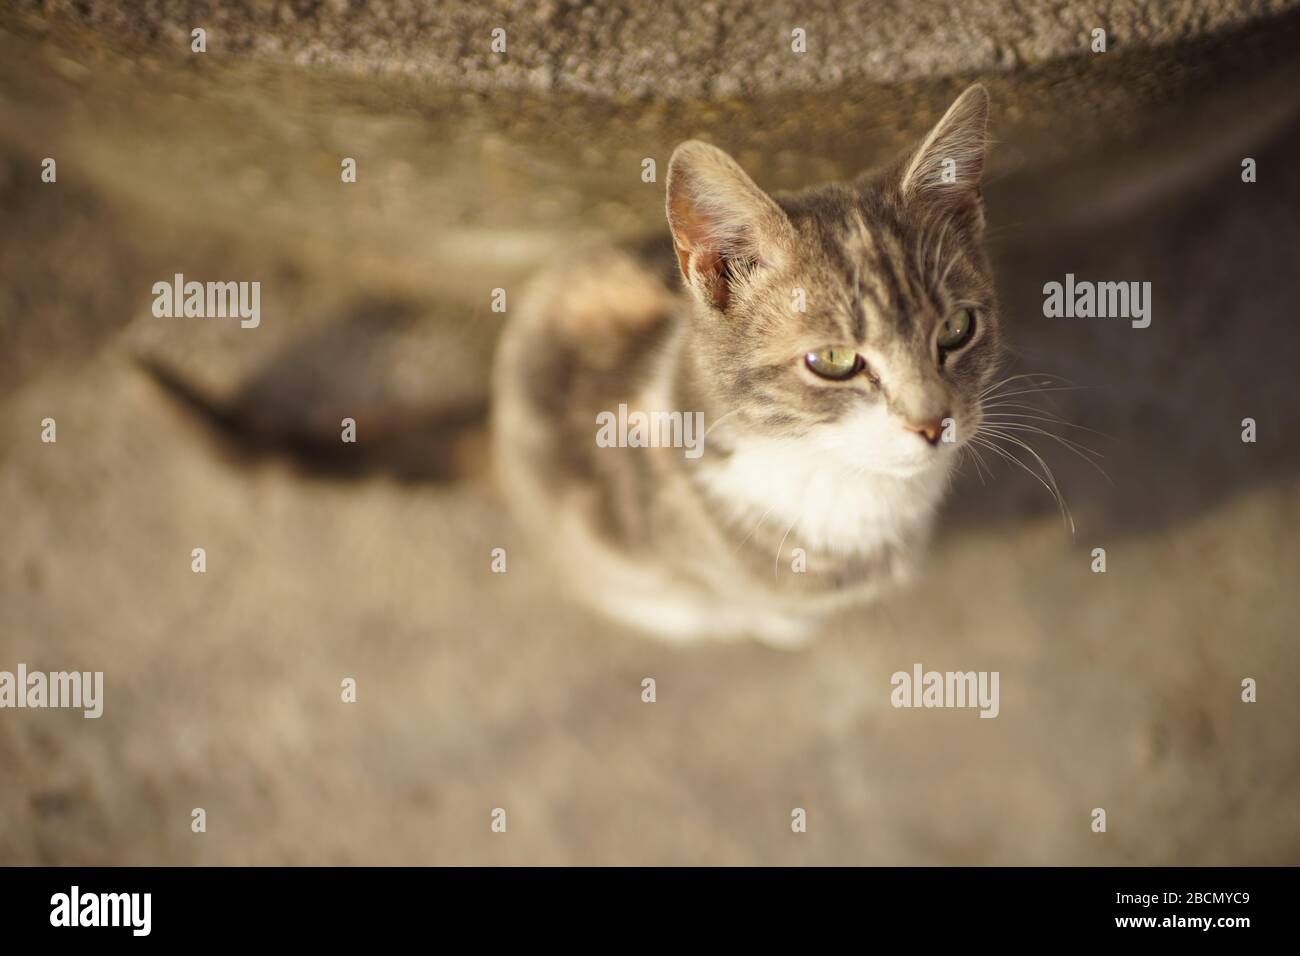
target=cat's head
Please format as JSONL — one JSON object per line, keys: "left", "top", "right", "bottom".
{"left": 666, "top": 84, "right": 1000, "bottom": 479}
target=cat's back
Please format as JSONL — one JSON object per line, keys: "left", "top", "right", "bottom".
{"left": 491, "top": 246, "right": 682, "bottom": 537}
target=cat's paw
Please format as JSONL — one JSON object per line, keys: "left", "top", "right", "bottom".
{"left": 746, "top": 614, "right": 819, "bottom": 650}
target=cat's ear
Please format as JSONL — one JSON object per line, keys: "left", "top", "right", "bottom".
{"left": 666, "top": 141, "right": 793, "bottom": 311}
{"left": 898, "top": 84, "right": 989, "bottom": 227}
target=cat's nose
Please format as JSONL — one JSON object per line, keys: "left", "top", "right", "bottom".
{"left": 906, "top": 416, "right": 946, "bottom": 446}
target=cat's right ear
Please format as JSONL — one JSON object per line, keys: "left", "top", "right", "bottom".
{"left": 666, "top": 141, "right": 793, "bottom": 311}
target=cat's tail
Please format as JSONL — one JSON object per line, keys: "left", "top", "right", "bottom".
{"left": 136, "top": 354, "right": 491, "bottom": 483}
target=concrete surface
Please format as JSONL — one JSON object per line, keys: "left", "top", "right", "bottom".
{"left": 16, "top": 0, "right": 1300, "bottom": 97}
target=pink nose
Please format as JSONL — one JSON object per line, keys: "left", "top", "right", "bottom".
{"left": 906, "top": 417, "right": 946, "bottom": 446}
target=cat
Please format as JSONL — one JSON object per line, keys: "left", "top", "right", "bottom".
{"left": 140, "top": 85, "right": 1000, "bottom": 646}
{"left": 492, "top": 84, "right": 1002, "bottom": 646}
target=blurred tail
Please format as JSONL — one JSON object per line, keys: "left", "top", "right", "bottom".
{"left": 136, "top": 355, "right": 245, "bottom": 438}
{"left": 137, "top": 355, "right": 490, "bottom": 483}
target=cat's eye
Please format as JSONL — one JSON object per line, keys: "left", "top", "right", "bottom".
{"left": 804, "top": 346, "right": 863, "bottom": 381}
{"left": 937, "top": 309, "right": 976, "bottom": 351}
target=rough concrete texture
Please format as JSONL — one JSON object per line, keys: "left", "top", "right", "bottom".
{"left": 1, "top": 4, "right": 1299, "bottom": 864}
{"left": 16, "top": 0, "right": 1300, "bottom": 97}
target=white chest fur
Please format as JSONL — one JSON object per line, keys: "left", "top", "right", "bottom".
{"left": 700, "top": 432, "right": 954, "bottom": 556}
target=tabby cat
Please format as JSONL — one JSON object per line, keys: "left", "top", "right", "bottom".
{"left": 501, "top": 85, "right": 1000, "bottom": 645}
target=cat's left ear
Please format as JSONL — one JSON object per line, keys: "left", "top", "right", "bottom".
{"left": 898, "top": 84, "right": 989, "bottom": 228}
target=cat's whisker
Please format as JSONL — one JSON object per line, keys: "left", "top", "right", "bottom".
{"left": 703, "top": 407, "right": 744, "bottom": 439}
{"left": 982, "top": 418, "right": 1106, "bottom": 458}
{"left": 982, "top": 400, "right": 1089, "bottom": 421}
{"left": 958, "top": 442, "right": 990, "bottom": 485}
{"left": 982, "top": 399, "right": 1073, "bottom": 413}
{"left": 975, "top": 427, "right": 1076, "bottom": 533}
{"left": 984, "top": 369, "right": 1077, "bottom": 386}
{"left": 773, "top": 512, "right": 802, "bottom": 579}
{"left": 982, "top": 410, "right": 1113, "bottom": 443}
{"left": 979, "top": 386, "right": 1115, "bottom": 467}
{"left": 983, "top": 384, "right": 1102, "bottom": 403}
{"left": 971, "top": 442, "right": 995, "bottom": 485}
{"left": 970, "top": 434, "right": 1074, "bottom": 532}
{"left": 974, "top": 430, "right": 1074, "bottom": 525}
{"left": 979, "top": 371, "right": 1078, "bottom": 399}
{"left": 982, "top": 421, "right": 1113, "bottom": 484}
{"left": 734, "top": 504, "right": 776, "bottom": 554}
{"left": 982, "top": 404, "right": 1084, "bottom": 429}
{"left": 971, "top": 440, "right": 997, "bottom": 484}
{"left": 969, "top": 435, "right": 1050, "bottom": 499}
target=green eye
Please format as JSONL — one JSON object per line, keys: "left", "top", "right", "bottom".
{"left": 937, "top": 309, "right": 976, "bottom": 351}
{"left": 804, "top": 346, "right": 863, "bottom": 380}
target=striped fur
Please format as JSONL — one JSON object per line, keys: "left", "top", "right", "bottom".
{"left": 493, "top": 85, "right": 1001, "bottom": 645}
